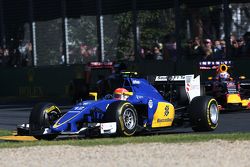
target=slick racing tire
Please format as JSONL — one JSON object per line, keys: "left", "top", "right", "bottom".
{"left": 104, "top": 101, "right": 138, "bottom": 136}
{"left": 177, "top": 86, "right": 189, "bottom": 106}
{"left": 200, "top": 85, "right": 206, "bottom": 96}
{"left": 188, "top": 96, "right": 219, "bottom": 132}
{"left": 29, "top": 103, "right": 62, "bottom": 140}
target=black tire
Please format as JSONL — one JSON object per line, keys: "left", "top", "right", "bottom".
{"left": 29, "top": 103, "right": 62, "bottom": 140}
{"left": 177, "top": 86, "right": 189, "bottom": 105}
{"left": 188, "top": 96, "right": 219, "bottom": 131}
{"left": 200, "top": 85, "right": 206, "bottom": 96}
{"left": 104, "top": 101, "right": 138, "bottom": 136}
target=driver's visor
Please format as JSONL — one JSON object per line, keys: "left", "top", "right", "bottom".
{"left": 114, "top": 93, "right": 122, "bottom": 99}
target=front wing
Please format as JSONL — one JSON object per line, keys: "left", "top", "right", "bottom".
{"left": 17, "top": 122, "right": 118, "bottom": 136}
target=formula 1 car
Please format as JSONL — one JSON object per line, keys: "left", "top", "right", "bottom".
{"left": 200, "top": 61, "right": 250, "bottom": 110}
{"left": 17, "top": 72, "right": 219, "bottom": 140}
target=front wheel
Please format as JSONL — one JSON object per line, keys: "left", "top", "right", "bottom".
{"left": 188, "top": 96, "right": 219, "bottom": 131}
{"left": 104, "top": 101, "right": 138, "bottom": 136}
{"left": 29, "top": 103, "right": 62, "bottom": 140}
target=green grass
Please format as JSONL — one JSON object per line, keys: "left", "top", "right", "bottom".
{"left": 1, "top": 131, "right": 250, "bottom": 148}
{"left": 0, "top": 130, "right": 14, "bottom": 136}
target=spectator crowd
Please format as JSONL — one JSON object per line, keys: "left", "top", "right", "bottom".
{"left": 0, "top": 40, "right": 32, "bottom": 67}
{"left": 185, "top": 33, "right": 250, "bottom": 61}
{"left": 128, "top": 32, "right": 250, "bottom": 62}
{"left": 1, "top": 32, "right": 250, "bottom": 67}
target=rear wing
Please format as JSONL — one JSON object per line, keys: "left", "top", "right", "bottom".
{"left": 199, "top": 60, "right": 232, "bottom": 70}
{"left": 149, "top": 75, "right": 201, "bottom": 102}
{"left": 88, "top": 61, "right": 114, "bottom": 69}
{"left": 155, "top": 75, "right": 186, "bottom": 82}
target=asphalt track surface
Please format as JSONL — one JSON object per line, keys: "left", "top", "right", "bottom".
{"left": 0, "top": 103, "right": 250, "bottom": 134}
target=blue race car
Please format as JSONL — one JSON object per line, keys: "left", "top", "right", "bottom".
{"left": 18, "top": 72, "right": 219, "bottom": 140}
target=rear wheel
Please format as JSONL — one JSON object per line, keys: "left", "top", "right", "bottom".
{"left": 29, "top": 103, "right": 62, "bottom": 140}
{"left": 189, "top": 96, "right": 219, "bottom": 131}
{"left": 200, "top": 85, "right": 206, "bottom": 96}
{"left": 176, "top": 86, "right": 189, "bottom": 105}
{"left": 104, "top": 101, "right": 138, "bottom": 136}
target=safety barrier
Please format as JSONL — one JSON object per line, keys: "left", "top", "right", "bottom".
{"left": 0, "top": 58, "right": 249, "bottom": 98}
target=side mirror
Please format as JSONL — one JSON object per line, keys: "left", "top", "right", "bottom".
{"left": 89, "top": 92, "right": 98, "bottom": 101}
{"left": 208, "top": 76, "right": 213, "bottom": 80}
{"left": 239, "top": 76, "right": 246, "bottom": 80}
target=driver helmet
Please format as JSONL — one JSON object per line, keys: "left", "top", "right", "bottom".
{"left": 113, "top": 88, "right": 129, "bottom": 100}
{"left": 218, "top": 71, "right": 230, "bottom": 81}
{"left": 216, "top": 64, "right": 230, "bottom": 81}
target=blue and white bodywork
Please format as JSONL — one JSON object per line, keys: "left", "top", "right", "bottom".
{"left": 18, "top": 72, "right": 219, "bottom": 140}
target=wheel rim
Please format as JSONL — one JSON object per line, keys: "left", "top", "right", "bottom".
{"left": 210, "top": 103, "right": 218, "bottom": 124}
{"left": 123, "top": 108, "right": 136, "bottom": 130}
